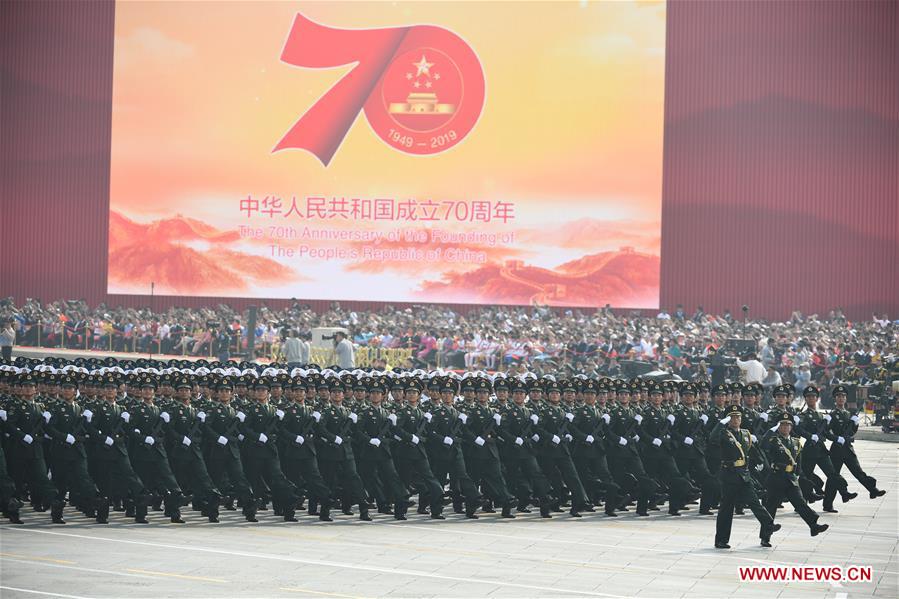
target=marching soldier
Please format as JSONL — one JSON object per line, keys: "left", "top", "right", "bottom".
{"left": 167, "top": 376, "right": 221, "bottom": 522}
{"left": 709, "top": 405, "right": 779, "bottom": 549}
{"left": 607, "top": 384, "right": 657, "bottom": 516}
{"left": 204, "top": 378, "right": 258, "bottom": 522}
{"left": 354, "top": 380, "right": 409, "bottom": 519}
{"left": 45, "top": 375, "right": 109, "bottom": 524}
{"left": 796, "top": 386, "right": 856, "bottom": 507}
{"left": 671, "top": 383, "right": 719, "bottom": 515}
{"left": 128, "top": 376, "right": 186, "bottom": 523}
{"left": 823, "top": 385, "right": 886, "bottom": 510}
{"left": 393, "top": 380, "right": 446, "bottom": 519}
{"left": 463, "top": 378, "right": 516, "bottom": 518}
{"left": 761, "top": 413, "right": 829, "bottom": 545}
{"left": 570, "top": 379, "right": 620, "bottom": 516}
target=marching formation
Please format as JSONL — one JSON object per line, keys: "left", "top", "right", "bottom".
{"left": 0, "top": 357, "right": 887, "bottom": 548}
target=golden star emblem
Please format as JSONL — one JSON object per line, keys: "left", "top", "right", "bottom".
{"left": 412, "top": 55, "right": 434, "bottom": 78}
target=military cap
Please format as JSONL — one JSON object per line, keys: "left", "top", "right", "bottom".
{"left": 510, "top": 379, "right": 528, "bottom": 393}
{"left": 712, "top": 383, "right": 729, "bottom": 395}
{"left": 680, "top": 383, "right": 697, "bottom": 395}
{"left": 724, "top": 405, "right": 743, "bottom": 417}
{"left": 648, "top": 382, "right": 664, "bottom": 395}
{"left": 475, "top": 378, "right": 492, "bottom": 392}
{"left": 777, "top": 412, "right": 794, "bottom": 425}
{"left": 405, "top": 380, "right": 423, "bottom": 393}
{"left": 773, "top": 384, "right": 789, "bottom": 396}
{"left": 60, "top": 374, "right": 78, "bottom": 388}
{"left": 803, "top": 385, "right": 820, "bottom": 397}
{"left": 832, "top": 384, "right": 849, "bottom": 396}
{"left": 582, "top": 380, "right": 598, "bottom": 394}
{"left": 174, "top": 376, "right": 192, "bottom": 389}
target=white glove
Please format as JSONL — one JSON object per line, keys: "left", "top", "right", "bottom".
{"left": 458, "top": 413, "right": 468, "bottom": 424}
{"left": 238, "top": 434, "right": 245, "bottom": 441}
{"left": 369, "top": 438, "right": 381, "bottom": 447}
{"left": 531, "top": 433, "right": 540, "bottom": 442}
{"left": 720, "top": 416, "right": 731, "bottom": 425}
{"left": 182, "top": 436, "right": 192, "bottom": 447}
{"left": 312, "top": 410, "right": 321, "bottom": 422}
{"left": 759, "top": 412, "right": 769, "bottom": 422}
{"left": 334, "top": 435, "right": 343, "bottom": 445}
{"left": 634, "top": 414, "right": 643, "bottom": 424}
{"left": 104, "top": 436, "right": 114, "bottom": 446}
{"left": 42, "top": 410, "right": 52, "bottom": 423}
{"left": 851, "top": 415, "right": 860, "bottom": 424}
{"left": 769, "top": 424, "right": 778, "bottom": 433}
{"left": 811, "top": 434, "right": 819, "bottom": 442}
{"left": 259, "top": 432, "right": 268, "bottom": 443}
{"left": 144, "top": 436, "right": 154, "bottom": 445}
{"left": 475, "top": 436, "right": 485, "bottom": 446}
{"left": 275, "top": 409, "right": 284, "bottom": 420}
{"left": 530, "top": 414, "right": 539, "bottom": 424}
{"left": 411, "top": 434, "right": 420, "bottom": 445}
{"left": 823, "top": 414, "right": 831, "bottom": 422}
{"left": 424, "top": 412, "right": 432, "bottom": 422}
{"left": 217, "top": 435, "right": 228, "bottom": 446}
{"left": 793, "top": 415, "right": 800, "bottom": 425}
{"left": 295, "top": 434, "right": 304, "bottom": 445}
{"left": 161, "top": 411, "right": 171, "bottom": 423}
{"left": 619, "top": 437, "right": 628, "bottom": 446}
{"left": 652, "top": 438, "right": 662, "bottom": 447}
{"left": 551, "top": 434, "right": 561, "bottom": 445}
{"left": 0, "top": 409, "right": 6, "bottom": 421}
{"left": 837, "top": 436, "right": 845, "bottom": 444}
{"left": 121, "top": 411, "right": 130, "bottom": 423}
{"left": 667, "top": 414, "right": 676, "bottom": 424}
{"left": 493, "top": 413, "right": 502, "bottom": 425}
{"left": 700, "top": 414, "right": 709, "bottom": 424}
{"left": 750, "top": 434, "right": 758, "bottom": 443}
{"left": 388, "top": 413, "right": 397, "bottom": 425}
{"left": 443, "top": 436, "right": 454, "bottom": 446}
{"left": 349, "top": 412, "right": 358, "bottom": 423}
{"left": 602, "top": 413, "right": 611, "bottom": 424}
{"left": 755, "top": 463, "right": 764, "bottom": 472}
{"left": 684, "top": 436, "right": 694, "bottom": 446}
{"left": 565, "top": 412, "right": 574, "bottom": 422}
{"left": 515, "top": 437, "right": 524, "bottom": 446}
{"left": 634, "top": 435, "right": 640, "bottom": 442}
{"left": 82, "top": 409, "right": 93, "bottom": 422}
{"left": 23, "top": 434, "right": 34, "bottom": 444}
{"left": 197, "top": 411, "right": 207, "bottom": 422}
{"left": 65, "top": 434, "right": 76, "bottom": 445}
{"left": 564, "top": 434, "right": 573, "bottom": 442}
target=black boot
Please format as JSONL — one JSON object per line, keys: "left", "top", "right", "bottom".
{"left": 243, "top": 498, "right": 258, "bottom": 522}
{"left": 308, "top": 498, "right": 319, "bottom": 516}
{"left": 51, "top": 500, "right": 66, "bottom": 524}
{"left": 319, "top": 500, "right": 333, "bottom": 522}
{"left": 6, "top": 498, "right": 23, "bottom": 524}
{"left": 394, "top": 501, "right": 408, "bottom": 521}
{"left": 539, "top": 500, "right": 552, "bottom": 519}
{"left": 465, "top": 503, "right": 479, "bottom": 519}
{"left": 501, "top": 503, "right": 515, "bottom": 518}
{"left": 134, "top": 496, "right": 150, "bottom": 524}
{"left": 95, "top": 497, "right": 110, "bottom": 524}
{"left": 125, "top": 499, "right": 135, "bottom": 518}
{"left": 359, "top": 505, "right": 373, "bottom": 521}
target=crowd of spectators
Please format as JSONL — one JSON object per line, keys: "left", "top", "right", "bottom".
{"left": 1, "top": 297, "right": 895, "bottom": 404}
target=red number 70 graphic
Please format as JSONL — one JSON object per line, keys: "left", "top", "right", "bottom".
{"left": 273, "top": 13, "right": 485, "bottom": 166}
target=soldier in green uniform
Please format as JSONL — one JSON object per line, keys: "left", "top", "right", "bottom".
{"left": 498, "top": 378, "right": 552, "bottom": 516}
{"left": 83, "top": 376, "right": 150, "bottom": 523}
{"left": 204, "top": 378, "right": 258, "bottom": 522}
{"left": 6, "top": 373, "right": 58, "bottom": 520}
{"left": 463, "top": 378, "right": 516, "bottom": 518}
{"left": 570, "top": 379, "right": 620, "bottom": 516}
{"left": 167, "top": 376, "right": 221, "bottom": 522}
{"left": 45, "top": 375, "right": 109, "bottom": 523}
{"left": 128, "top": 376, "right": 186, "bottom": 523}
{"left": 671, "top": 383, "right": 719, "bottom": 515}
{"left": 353, "top": 381, "right": 409, "bottom": 519}
{"left": 822, "top": 385, "right": 886, "bottom": 510}
{"left": 761, "top": 413, "right": 829, "bottom": 545}
{"left": 393, "top": 380, "right": 445, "bottom": 519}
{"left": 709, "top": 405, "right": 779, "bottom": 549}
{"left": 607, "top": 384, "right": 657, "bottom": 516}
{"left": 532, "top": 380, "right": 590, "bottom": 517}
{"left": 796, "top": 386, "right": 856, "bottom": 507}
{"left": 427, "top": 379, "right": 482, "bottom": 518}
{"left": 639, "top": 383, "right": 698, "bottom": 516}
{"left": 316, "top": 378, "right": 370, "bottom": 521}
{"left": 240, "top": 378, "right": 300, "bottom": 521}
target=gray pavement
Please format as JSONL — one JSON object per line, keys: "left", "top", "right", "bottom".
{"left": 1, "top": 441, "right": 896, "bottom": 599}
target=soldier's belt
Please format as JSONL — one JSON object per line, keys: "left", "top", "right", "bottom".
{"left": 732, "top": 458, "right": 746, "bottom": 467}
{"left": 785, "top": 465, "right": 794, "bottom": 473}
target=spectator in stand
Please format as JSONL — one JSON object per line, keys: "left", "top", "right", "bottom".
{"left": 1, "top": 317, "right": 15, "bottom": 361}
{"left": 334, "top": 330, "right": 355, "bottom": 369}
{"left": 736, "top": 353, "right": 766, "bottom": 384}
